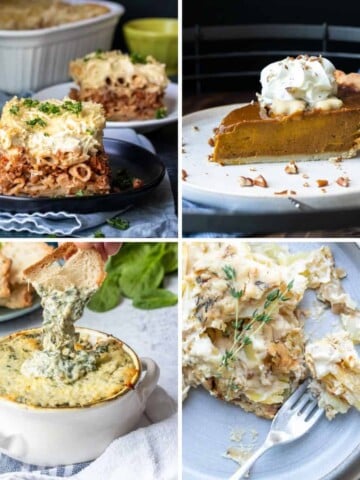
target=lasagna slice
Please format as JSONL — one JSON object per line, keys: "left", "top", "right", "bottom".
{"left": 0, "top": 97, "right": 110, "bottom": 197}
{"left": 305, "top": 332, "right": 360, "bottom": 419}
{"left": 69, "top": 50, "right": 169, "bottom": 121}
{"left": 182, "top": 242, "right": 310, "bottom": 419}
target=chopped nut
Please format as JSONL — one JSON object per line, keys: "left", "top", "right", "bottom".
{"left": 182, "top": 169, "right": 188, "bottom": 181}
{"left": 239, "top": 176, "right": 254, "bottom": 187}
{"left": 336, "top": 176, "right": 350, "bottom": 187}
{"left": 302, "top": 173, "right": 309, "bottom": 179}
{"left": 253, "top": 175, "right": 268, "bottom": 188}
{"left": 303, "top": 182, "right": 310, "bottom": 187}
{"left": 274, "top": 189, "right": 297, "bottom": 195}
{"left": 192, "top": 125, "right": 199, "bottom": 131}
{"left": 329, "top": 156, "right": 342, "bottom": 164}
{"left": 316, "top": 179, "right": 329, "bottom": 187}
{"left": 208, "top": 137, "right": 215, "bottom": 147}
{"left": 321, "top": 188, "right": 327, "bottom": 193}
{"left": 249, "top": 167, "right": 257, "bottom": 172}
{"left": 208, "top": 154, "right": 214, "bottom": 161}
{"left": 285, "top": 161, "right": 299, "bottom": 174}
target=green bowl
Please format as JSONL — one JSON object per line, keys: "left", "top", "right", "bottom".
{"left": 123, "top": 18, "right": 178, "bottom": 76}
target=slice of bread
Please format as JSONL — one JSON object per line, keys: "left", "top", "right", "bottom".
{"left": 24, "top": 243, "right": 106, "bottom": 293}
{"left": 0, "top": 284, "right": 33, "bottom": 309}
{"left": 1, "top": 242, "right": 54, "bottom": 286}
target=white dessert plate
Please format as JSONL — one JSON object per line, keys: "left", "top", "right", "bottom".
{"left": 183, "top": 242, "right": 360, "bottom": 480}
{"left": 33, "top": 81, "right": 178, "bottom": 133}
{"left": 182, "top": 105, "right": 360, "bottom": 212}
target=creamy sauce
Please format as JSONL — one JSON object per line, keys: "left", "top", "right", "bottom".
{"left": 21, "top": 285, "right": 97, "bottom": 384}
{"left": 0, "top": 330, "right": 138, "bottom": 407}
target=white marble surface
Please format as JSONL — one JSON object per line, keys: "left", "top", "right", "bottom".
{"left": 0, "top": 274, "right": 178, "bottom": 402}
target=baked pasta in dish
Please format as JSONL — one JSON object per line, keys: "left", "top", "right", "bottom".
{"left": 0, "top": 97, "right": 110, "bottom": 197}
{"left": 0, "top": 0, "right": 109, "bottom": 30}
{"left": 182, "top": 242, "right": 360, "bottom": 419}
{"left": 69, "top": 50, "right": 169, "bottom": 121}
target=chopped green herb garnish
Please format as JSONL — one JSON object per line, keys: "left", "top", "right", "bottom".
{"left": 113, "top": 168, "right": 133, "bottom": 190}
{"left": 44, "top": 132, "right": 50, "bottom": 137}
{"left": 62, "top": 100, "right": 82, "bottom": 114}
{"left": 223, "top": 265, "right": 236, "bottom": 281}
{"left": 38, "top": 102, "right": 61, "bottom": 115}
{"left": 155, "top": 107, "right": 167, "bottom": 119}
{"left": 76, "top": 190, "right": 85, "bottom": 197}
{"left": 93, "top": 230, "right": 105, "bottom": 238}
{"left": 130, "top": 52, "right": 147, "bottom": 64}
{"left": 86, "top": 129, "right": 95, "bottom": 135}
{"left": 26, "top": 117, "right": 47, "bottom": 127}
{"left": 219, "top": 265, "right": 295, "bottom": 375}
{"left": 23, "top": 99, "right": 40, "bottom": 108}
{"left": 107, "top": 218, "right": 130, "bottom": 230}
{"left": 84, "top": 49, "right": 104, "bottom": 62}
{"left": 9, "top": 105, "right": 20, "bottom": 115}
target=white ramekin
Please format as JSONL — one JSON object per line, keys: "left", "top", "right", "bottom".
{"left": 0, "top": 0, "right": 125, "bottom": 94}
{"left": 0, "top": 327, "right": 159, "bottom": 466}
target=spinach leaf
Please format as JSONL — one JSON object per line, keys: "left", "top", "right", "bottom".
{"left": 133, "top": 289, "right": 178, "bottom": 309}
{"left": 87, "top": 274, "right": 121, "bottom": 312}
{"left": 87, "top": 243, "right": 178, "bottom": 312}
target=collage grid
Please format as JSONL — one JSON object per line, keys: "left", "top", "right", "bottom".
{"left": 0, "top": 1, "right": 359, "bottom": 480}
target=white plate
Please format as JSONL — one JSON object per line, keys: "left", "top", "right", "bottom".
{"left": 183, "top": 243, "right": 360, "bottom": 480}
{"left": 33, "top": 81, "right": 178, "bottom": 133}
{"left": 182, "top": 105, "right": 360, "bottom": 212}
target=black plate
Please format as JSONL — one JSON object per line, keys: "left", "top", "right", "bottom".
{"left": 0, "top": 138, "right": 165, "bottom": 213}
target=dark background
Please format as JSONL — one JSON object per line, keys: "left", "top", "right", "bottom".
{"left": 183, "top": 0, "right": 360, "bottom": 98}
{"left": 183, "top": 0, "right": 360, "bottom": 27}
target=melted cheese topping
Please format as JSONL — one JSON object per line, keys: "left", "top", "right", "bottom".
{"left": 182, "top": 243, "right": 359, "bottom": 418}
{"left": 0, "top": 330, "right": 138, "bottom": 407}
{"left": 0, "top": 97, "right": 105, "bottom": 163}
{"left": 70, "top": 50, "right": 169, "bottom": 90}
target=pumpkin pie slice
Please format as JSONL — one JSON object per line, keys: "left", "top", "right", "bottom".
{"left": 212, "top": 66, "right": 360, "bottom": 165}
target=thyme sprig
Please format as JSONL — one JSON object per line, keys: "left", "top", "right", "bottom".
{"left": 220, "top": 265, "right": 294, "bottom": 369}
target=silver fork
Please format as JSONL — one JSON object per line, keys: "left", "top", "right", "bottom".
{"left": 228, "top": 381, "right": 324, "bottom": 480}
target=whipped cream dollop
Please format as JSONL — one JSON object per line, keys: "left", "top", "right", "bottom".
{"left": 258, "top": 55, "right": 343, "bottom": 115}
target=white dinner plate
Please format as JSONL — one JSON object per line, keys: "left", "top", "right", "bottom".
{"left": 33, "top": 81, "right": 178, "bottom": 133}
{"left": 182, "top": 105, "right": 360, "bottom": 212}
{"left": 183, "top": 242, "right": 360, "bottom": 480}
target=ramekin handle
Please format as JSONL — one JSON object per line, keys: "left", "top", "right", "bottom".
{"left": 137, "top": 358, "right": 160, "bottom": 406}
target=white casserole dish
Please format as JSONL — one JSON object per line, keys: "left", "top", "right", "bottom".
{"left": 0, "top": 327, "right": 159, "bottom": 466}
{"left": 0, "top": 0, "right": 125, "bottom": 94}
